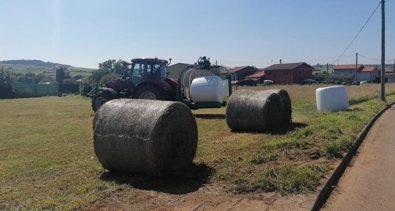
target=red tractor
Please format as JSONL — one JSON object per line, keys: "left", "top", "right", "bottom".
{"left": 88, "top": 57, "right": 233, "bottom": 112}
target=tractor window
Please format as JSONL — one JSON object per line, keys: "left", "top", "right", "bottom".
{"left": 153, "top": 64, "right": 166, "bottom": 80}
{"left": 131, "top": 63, "right": 144, "bottom": 84}
{"left": 130, "top": 62, "right": 167, "bottom": 83}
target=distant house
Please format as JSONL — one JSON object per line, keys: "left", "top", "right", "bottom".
{"left": 245, "top": 69, "right": 265, "bottom": 83}
{"left": 167, "top": 63, "right": 192, "bottom": 79}
{"left": 230, "top": 66, "right": 258, "bottom": 81}
{"left": 385, "top": 67, "right": 395, "bottom": 83}
{"left": 359, "top": 66, "right": 379, "bottom": 82}
{"left": 334, "top": 64, "right": 380, "bottom": 83}
{"left": 261, "top": 62, "right": 313, "bottom": 84}
{"left": 334, "top": 64, "right": 365, "bottom": 82}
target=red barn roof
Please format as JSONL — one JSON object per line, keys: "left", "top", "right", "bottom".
{"left": 361, "top": 66, "right": 378, "bottom": 72}
{"left": 263, "top": 62, "right": 312, "bottom": 71}
{"left": 334, "top": 64, "right": 364, "bottom": 70}
{"left": 231, "top": 66, "right": 250, "bottom": 73}
{"left": 245, "top": 69, "right": 265, "bottom": 78}
{"left": 385, "top": 67, "right": 395, "bottom": 73}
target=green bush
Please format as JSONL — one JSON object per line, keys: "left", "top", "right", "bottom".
{"left": 79, "top": 78, "right": 95, "bottom": 96}
{"left": 99, "top": 73, "right": 121, "bottom": 86}
{"left": 0, "top": 67, "right": 15, "bottom": 99}
{"left": 63, "top": 79, "right": 80, "bottom": 94}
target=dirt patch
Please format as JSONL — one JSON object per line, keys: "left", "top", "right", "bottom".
{"left": 78, "top": 183, "right": 314, "bottom": 211}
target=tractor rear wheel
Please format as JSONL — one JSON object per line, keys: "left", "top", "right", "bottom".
{"left": 92, "top": 90, "right": 114, "bottom": 112}
{"left": 133, "top": 84, "right": 169, "bottom": 101}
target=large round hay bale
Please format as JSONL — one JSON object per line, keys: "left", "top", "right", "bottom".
{"left": 93, "top": 99, "right": 198, "bottom": 176}
{"left": 267, "top": 89, "right": 292, "bottom": 124}
{"left": 226, "top": 90, "right": 284, "bottom": 132}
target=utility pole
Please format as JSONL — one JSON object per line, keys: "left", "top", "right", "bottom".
{"left": 355, "top": 52, "right": 359, "bottom": 83}
{"left": 326, "top": 63, "right": 329, "bottom": 74}
{"left": 380, "top": 0, "right": 386, "bottom": 101}
{"left": 326, "top": 63, "right": 329, "bottom": 82}
{"left": 393, "top": 58, "right": 395, "bottom": 82}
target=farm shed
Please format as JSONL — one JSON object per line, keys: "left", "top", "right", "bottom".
{"left": 262, "top": 62, "right": 313, "bottom": 84}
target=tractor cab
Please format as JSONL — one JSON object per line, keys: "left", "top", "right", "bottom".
{"left": 127, "top": 58, "right": 168, "bottom": 85}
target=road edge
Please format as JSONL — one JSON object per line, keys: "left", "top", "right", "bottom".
{"left": 311, "top": 101, "right": 395, "bottom": 211}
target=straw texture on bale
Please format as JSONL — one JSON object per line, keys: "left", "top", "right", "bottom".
{"left": 226, "top": 90, "right": 284, "bottom": 132}
{"left": 93, "top": 99, "right": 198, "bottom": 176}
{"left": 268, "top": 89, "right": 292, "bottom": 124}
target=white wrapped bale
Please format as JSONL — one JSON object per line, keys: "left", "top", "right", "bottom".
{"left": 226, "top": 90, "right": 284, "bottom": 132}
{"left": 93, "top": 99, "right": 198, "bottom": 176}
{"left": 190, "top": 76, "right": 229, "bottom": 103}
{"left": 316, "top": 86, "right": 349, "bottom": 112}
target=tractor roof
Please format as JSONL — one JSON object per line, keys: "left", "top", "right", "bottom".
{"left": 131, "top": 58, "right": 168, "bottom": 64}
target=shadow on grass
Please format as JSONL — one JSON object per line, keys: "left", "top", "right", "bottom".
{"left": 270, "top": 122, "right": 308, "bottom": 135}
{"left": 99, "top": 163, "right": 214, "bottom": 195}
{"left": 231, "top": 122, "right": 308, "bottom": 135}
{"left": 194, "top": 114, "right": 226, "bottom": 119}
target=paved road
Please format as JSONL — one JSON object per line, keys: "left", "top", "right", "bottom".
{"left": 323, "top": 104, "right": 395, "bottom": 211}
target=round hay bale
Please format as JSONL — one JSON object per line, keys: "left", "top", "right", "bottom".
{"left": 93, "top": 99, "right": 198, "bottom": 176}
{"left": 267, "top": 89, "right": 292, "bottom": 124}
{"left": 226, "top": 90, "right": 284, "bottom": 132}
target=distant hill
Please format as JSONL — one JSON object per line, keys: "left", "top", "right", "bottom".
{"left": 0, "top": 59, "right": 71, "bottom": 68}
{"left": 0, "top": 59, "right": 96, "bottom": 77}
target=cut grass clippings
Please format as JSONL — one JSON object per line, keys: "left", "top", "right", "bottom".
{"left": 1, "top": 84, "right": 395, "bottom": 209}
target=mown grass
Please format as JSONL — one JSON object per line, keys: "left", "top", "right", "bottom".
{"left": 0, "top": 84, "right": 395, "bottom": 209}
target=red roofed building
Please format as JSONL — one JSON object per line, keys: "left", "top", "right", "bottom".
{"left": 334, "top": 64, "right": 364, "bottom": 81}
{"left": 230, "top": 66, "right": 258, "bottom": 81}
{"left": 245, "top": 69, "right": 265, "bottom": 83}
{"left": 385, "top": 66, "right": 395, "bottom": 82}
{"left": 334, "top": 64, "right": 378, "bottom": 82}
{"left": 261, "top": 62, "right": 313, "bottom": 84}
{"left": 359, "top": 66, "right": 378, "bottom": 82}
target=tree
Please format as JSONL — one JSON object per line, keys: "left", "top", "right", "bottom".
{"left": 56, "top": 66, "right": 67, "bottom": 96}
{"left": 98, "top": 59, "right": 115, "bottom": 71}
{"left": 0, "top": 66, "right": 15, "bottom": 99}
{"left": 113, "top": 60, "right": 128, "bottom": 74}
{"left": 98, "top": 59, "right": 128, "bottom": 74}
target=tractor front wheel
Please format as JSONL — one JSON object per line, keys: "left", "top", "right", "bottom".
{"left": 92, "top": 91, "right": 114, "bottom": 112}
{"left": 133, "top": 85, "right": 169, "bottom": 101}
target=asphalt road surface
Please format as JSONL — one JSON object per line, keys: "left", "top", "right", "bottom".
{"left": 323, "top": 104, "right": 395, "bottom": 211}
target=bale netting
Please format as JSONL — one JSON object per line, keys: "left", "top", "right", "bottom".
{"left": 267, "top": 89, "right": 292, "bottom": 124}
{"left": 226, "top": 90, "right": 284, "bottom": 132}
{"left": 93, "top": 99, "right": 198, "bottom": 176}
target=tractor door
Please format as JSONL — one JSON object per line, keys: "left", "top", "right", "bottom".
{"left": 130, "top": 62, "right": 144, "bottom": 85}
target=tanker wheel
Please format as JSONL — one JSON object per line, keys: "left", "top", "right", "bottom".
{"left": 92, "top": 91, "right": 114, "bottom": 112}
{"left": 134, "top": 84, "right": 169, "bottom": 101}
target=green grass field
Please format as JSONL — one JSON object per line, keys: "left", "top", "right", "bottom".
{"left": 1, "top": 84, "right": 395, "bottom": 209}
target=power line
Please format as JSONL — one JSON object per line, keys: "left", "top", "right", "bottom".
{"left": 358, "top": 53, "right": 381, "bottom": 62}
{"left": 335, "top": 1, "right": 381, "bottom": 63}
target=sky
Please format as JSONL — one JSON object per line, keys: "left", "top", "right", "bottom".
{"left": 0, "top": 0, "right": 394, "bottom": 69}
